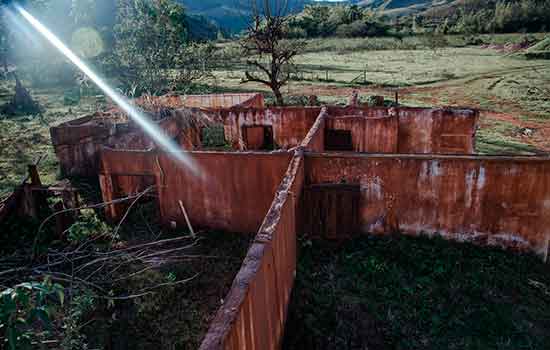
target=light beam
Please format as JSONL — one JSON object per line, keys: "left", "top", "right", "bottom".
{"left": 14, "top": 6, "right": 198, "bottom": 174}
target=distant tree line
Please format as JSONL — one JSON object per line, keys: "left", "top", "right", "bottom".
{"left": 285, "top": 5, "right": 392, "bottom": 38}
{"left": 283, "top": 1, "right": 549, "bottom": 39}
{"left": 427, "top": 0, "right": 550, "bottom": 34}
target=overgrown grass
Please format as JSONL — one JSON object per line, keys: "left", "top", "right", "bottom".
{"left": 284, "top": 234, "right": 550, "bottom": 350}
{"left": 295, "top": 33, "right": 548, "bottom": 54}
{"left": 0, "top": 83, "right": 105, "bottom": 196}
{"left": 475, "top": 119, "right": 539, "bottom": 155}
{"left": 101, "top": 230, "right": 253, "bottom": 350}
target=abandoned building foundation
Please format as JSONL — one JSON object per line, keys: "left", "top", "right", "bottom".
{"left": 23, "top": 92, "right": 550, "bottom": 348}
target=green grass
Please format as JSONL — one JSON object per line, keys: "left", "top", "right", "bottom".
{"left": 476, "top": 119, "right": 539, "bottom": 155}
{"left": 293, "top": 33, "right": 549, "bottom": 54}
{"left": 0, "top": 83, "right": 105, "bottom": 196}
{"left": 284, "top": 234, "right": 550, "bottom": 350}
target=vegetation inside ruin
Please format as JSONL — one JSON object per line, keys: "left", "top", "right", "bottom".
{"left": 0, "top": 197, "right": 253, "bottom": 349}
{"left": 284, "top": 234, "right": 550, "bottom": 350}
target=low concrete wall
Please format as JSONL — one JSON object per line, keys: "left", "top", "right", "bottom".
{"left": 305, "top": 153, "right": 550, "bottom": 259}
{"left": 52, "top": 110, "right": 202, "bottom": 177}
{"left": 51, "top": 116, "right": 117, "bottom": 177}
{"left": 183, "top": 93, "right": 264, "bottom": 109}
{"left": 53, "top": 104, "right": 477, "bottom": 177}
{"left": 300, "top": 109, "right": 326, "bottom": 152}
{"left": 201, "top": 153, "right": 304, "bottom": 350}
{"left": 51, "top": 94, "right": 262, "bottom": 177}
{"left": 219, "top": 107, "right": 322, "bottom": 150}
{"left": 155, "top": 151, "right": 292, "bottom": 234}
{"left": 100, "top": 149, "right": 292, "bottom": 233}
{"left": 326, "top": 115, "right": 398, "bottom": 153}
{"left": 324, "top": 107, "right": 478, "bottom": 154}
{"left": 99, "top": 149, "right": 157, "bottom": 220}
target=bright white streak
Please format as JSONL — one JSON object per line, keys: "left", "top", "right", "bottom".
{"left": 15, "top": 6, "right": 198, "bottom": 174}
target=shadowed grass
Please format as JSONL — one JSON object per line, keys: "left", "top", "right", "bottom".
{"left": 284, "top": 234, "right": 550, "bottom": 350}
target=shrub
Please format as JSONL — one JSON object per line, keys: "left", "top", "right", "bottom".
{"left": 0, "top": 277, "right": 64, "bottom": 350}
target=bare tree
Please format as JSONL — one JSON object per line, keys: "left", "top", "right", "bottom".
{"left": 240, "top": 0, "right": 303, "bottom": 106}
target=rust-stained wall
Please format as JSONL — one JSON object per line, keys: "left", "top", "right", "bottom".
{"left": 51, "top": 111, "right": 201, "bottom": 177}
{"left": 305, "top": 153, "right": 550, "bottom": 259}
{"left": 398, "top": 108, "right": 478, "bottom": 154}
{"left": 51, "top": 94, "right": 262, "bottom": 177}
{"left": 52, "top": 103, "right": 478, "bottom": 177}
{"left": 326, "top": 115, "right": 398, "bottom": 153}
{"left": 156, "top": 151, "right": 292, "bottom": 234}
{"left": 99, "top": 149, "right": 157, "bottom": 220}
{"left": 100, "top": 149, "right": 293, "bottom": 230}
{"left": 325, "top": 107, "right": 478, "bottom": 154}
{"left": 300, "top": 109, "right": 326, "bottom": 152}
{"left": 218, "top": 107, "right": 322, "bottom": 150}
{"left": 200, "top": 153, "right": 304, "bottom": 350}
{"left": 182, "top": 93, "right": 264, "bottom": 109}
{"left": 51, "top": 116, "right": 117, "bottom": 176}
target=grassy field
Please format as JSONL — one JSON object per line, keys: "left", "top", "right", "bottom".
{"left": 0, "top": 84, "right": 105, "bottom": 197}
{"left": 284, "top": 235, "right": 550, "bottom": 350}
{"left": 214, "top": 34, "right": 550, "bottom": 154}
{"left": 1, "top": 34, "right": 549, "bottom": 196}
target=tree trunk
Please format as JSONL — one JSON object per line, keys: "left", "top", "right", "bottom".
{"left": 1, "top": 73, "right": 41, "bottom": 116}
{"left": 273, "top": 86, "right": 284, "bottom": 106}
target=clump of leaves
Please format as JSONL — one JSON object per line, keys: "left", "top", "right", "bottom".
{"left": 112, "top": 0, "right": 214, "bottom": 96}
{"left": 67, "top": 209, "right": 114, "bottom": 244}
{"left": 0, "top": 277, "right": 64, "bottom": 350}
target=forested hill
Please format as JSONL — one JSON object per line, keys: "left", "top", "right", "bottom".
{"left": 176, "top": 0, "right": 362, "bottom": 33}
{"left": 179, "top": 0, "right": 549, "bottom": 35}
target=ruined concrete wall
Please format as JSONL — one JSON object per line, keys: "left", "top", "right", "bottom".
{"left": 51, "top": 116, "right": 117, "bottom": 177}
{"left": 183, "top": 93, "right": 264, "bottom": 109}
{"left": 99, "top": 149, "right": 157, "bottom": 220}
{"left": 52, "top": 110, "right": 203, "bottom": 177}
{"left": 326, "top": 115, "right": 398, "bottom": 153}
{"left": 300, "top": 109, "right": 326, "bottom": 152}
{"left": 325, "top": 107, "right": 478, "bottom": 154}
{"left": 156, "top": 151, "right": 293, "bottom": 234}
{"left": 305, "top": 153, "right": 550, "bottom": 259}
{"left": 201, "top": 153, "right": 304, "bottom": 350}
{"left": 52, "top": 94, "right": 260, "bottom": 177}
{"left": 398, "top": 108, "right": 478, "bottom": 154}
{"left": 219, "top": 107, "right": 322, "bottom": 150}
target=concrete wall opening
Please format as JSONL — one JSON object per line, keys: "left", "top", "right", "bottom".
{"left": 325, "top": 129, "right": 353, "bottom": 151}
{"left": 201, "top": 125, "right": 226, "bottom": 149}
{"left": 243, "top": 125, "right": 274, "bottom": 150}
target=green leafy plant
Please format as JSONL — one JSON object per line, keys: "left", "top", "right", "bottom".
{"left": 61, "top": 292, "right": 95, "bottom": 350}
{"left": 67, "top": 209, "right": 113, "bottom": 244}
{"left": 0, "top": 277, "right": 64, "bottom": 350}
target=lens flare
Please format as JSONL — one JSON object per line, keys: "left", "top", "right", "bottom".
{"left": 14, "top": 6, "right": 198, "bottom": 174}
